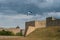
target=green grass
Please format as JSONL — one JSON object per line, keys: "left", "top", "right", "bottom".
{"left": 27, "top": 27, "right": 60, "bottom": 40}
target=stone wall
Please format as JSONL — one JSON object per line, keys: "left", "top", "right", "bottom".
{"left": 35, "top": 21, "right": 46, "bottom": 28}
{"left": 0, "top": 28, "right": 4, "bottom": 31}
{"left": 24, "top": 17, "right": 60, "bottom": 36}
{"left": 25, "top": 26, "right": 36, "bottom": 36}
{"left": 6, "top": 28, "right": 20, "bottom": 34}
{"left": 24, "top": 21, "right": 35, "bottom": 36}
{"left": 0, "top": 28, "right": 20, "bottom": 35}
{"left": 24, "top": 21, "right": 46, "bottom": 36}
{"left": 46, "top": 17, "right": 60, "bottom": 27}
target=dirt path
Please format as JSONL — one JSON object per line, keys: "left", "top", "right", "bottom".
{"left": 0, "top": 36, "right": 39, "bottom": 40}
{"left": 0, "top": 36, "right": 25, "bottom": 40}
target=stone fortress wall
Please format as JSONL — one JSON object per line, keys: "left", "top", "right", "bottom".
{"left": 24, "top": 21, "right": 35, "bottom": 36}
{"left": 46, "top": 17, "right": 60, "bottom": 27}
{"left": 0, "top": 27, "right": 20, "bottom": 35}
{"left": 0, "top": 17, "right": 60, "bottom": 36}
{"left": 24, "top": 17, "right": 60, "bottom": 36}
{"left": 24, "top": 21, "right": 46, "bottom": 36}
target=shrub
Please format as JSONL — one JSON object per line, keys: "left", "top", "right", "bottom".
{"left": 0, "top": 30, "right": 14, "bottom": 36}
{"left": 16, "top": 32, "right": 23, "bottom": 36}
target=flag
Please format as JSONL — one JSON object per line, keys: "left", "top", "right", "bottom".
{"left": 27, "top": 11, "right": 32, "bottom": 16}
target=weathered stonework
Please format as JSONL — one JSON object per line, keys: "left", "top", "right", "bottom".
{"left": 46, "top": 17, "right": 60, "bottom": 27}
{"left": 0, "top": 27, "right": 20, "bottom": 35}
{"left": 24, "top": 17, "right": 60, "bottom": 36}
{"left": 24, "top": 21, "right": 46, "bottom": 36}
{"left": 5, "top": 28, "right": 20, "bottom": 34}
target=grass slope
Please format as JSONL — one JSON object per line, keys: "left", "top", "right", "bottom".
{"left": 27, "top": 27, "right": 60, "bottom": 40}
{"left": 0, "top": 27, "right": 60, "bottom": 40}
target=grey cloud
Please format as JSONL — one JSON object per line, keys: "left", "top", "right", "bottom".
{"left": 0, "top": 0, "right": 60, "bottom": 16}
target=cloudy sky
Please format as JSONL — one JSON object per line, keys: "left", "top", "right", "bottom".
{"left": 0, "top": 0, "right": 60, "bottom": 29}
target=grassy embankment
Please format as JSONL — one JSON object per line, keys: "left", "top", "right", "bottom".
{"left": 27, "top": 27, "right": 60, "bottom": 40}
{"left": 0, "top": 27, "right": 60, "bottom": 40}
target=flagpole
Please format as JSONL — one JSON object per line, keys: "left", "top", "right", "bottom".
{"left": 27, "top": 11, "right": 32, "bottom": 22}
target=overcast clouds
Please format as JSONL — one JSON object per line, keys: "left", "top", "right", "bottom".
{"left": 0, "top": 0, "right": 60, "bottom": 29}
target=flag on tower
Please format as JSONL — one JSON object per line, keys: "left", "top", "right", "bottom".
{"left": 27, "top": 11, "right": 32, "bottom": 16}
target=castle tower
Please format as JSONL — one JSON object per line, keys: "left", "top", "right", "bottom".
{"left": 16, "top": 26, "right": 20, "bottom": 29}
{"left": 46, "top": 17, "right": 56, "bottom": 27}
{"left": 46, "top": 17, "right": 56, "bottom": 21}
{"left": 52, "top": 16, "right": 55, "bottom": 20}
